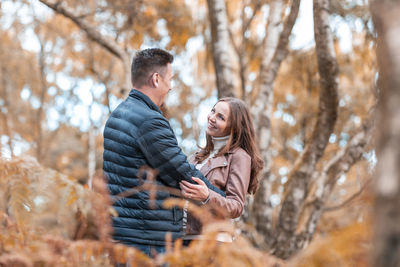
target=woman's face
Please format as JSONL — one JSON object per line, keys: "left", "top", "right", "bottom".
{"left": 206, "top": 101, "right": 231, "bottom": 137}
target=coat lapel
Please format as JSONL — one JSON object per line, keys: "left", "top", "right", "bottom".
{"left": 200, "top": 155, "right": 229, "bottom": 177}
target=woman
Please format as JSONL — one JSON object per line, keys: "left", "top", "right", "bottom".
{"left": 179, "top": 97, "right": 264, "bottom": 238}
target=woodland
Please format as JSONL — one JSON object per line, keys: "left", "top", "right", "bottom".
{"left": 0, "top": 0, "right": 399, "bottom": 266}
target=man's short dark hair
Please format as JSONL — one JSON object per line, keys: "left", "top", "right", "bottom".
{"left": 131, "top": 48, "right": 174, "bottom": 87}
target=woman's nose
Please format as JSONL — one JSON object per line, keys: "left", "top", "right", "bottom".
{"left": 209, "top": 114, "right": 216, "bottom": 122}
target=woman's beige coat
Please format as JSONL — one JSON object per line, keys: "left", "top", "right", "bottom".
{"left": 189, "top": 147, "right": 251, "bottom": 219}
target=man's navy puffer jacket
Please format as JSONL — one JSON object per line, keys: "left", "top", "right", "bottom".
{"left": 103, "top": 89, "right": 225, "bottom": 247}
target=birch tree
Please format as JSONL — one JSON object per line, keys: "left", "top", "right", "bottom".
{"left": 271, "top": 0, "right": 339, "bottom": 258}
{"left": 207, "top": 0, "right": 237, "bottom": 98}
{"left": 251, "top": 0, "right": 300, "bottom": 248}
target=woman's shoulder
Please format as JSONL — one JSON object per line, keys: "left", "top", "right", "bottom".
{"left": 230, "top": 147, "right": 251, "bottom": 161}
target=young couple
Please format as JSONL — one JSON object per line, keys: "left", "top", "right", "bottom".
{"left": 103, "top": 48, "right": 263, "bottom": 257}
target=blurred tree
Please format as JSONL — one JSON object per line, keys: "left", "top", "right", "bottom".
{"left": 370, "top": 0, "right": 400, "bottom": 266}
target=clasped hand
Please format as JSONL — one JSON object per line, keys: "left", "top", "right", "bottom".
{"left": 179, "top": 177, "right": 210, "bottom": 202}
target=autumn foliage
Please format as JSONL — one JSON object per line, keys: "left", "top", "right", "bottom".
{"left": 0, "top": 156, "right": 373, "bottom": 266}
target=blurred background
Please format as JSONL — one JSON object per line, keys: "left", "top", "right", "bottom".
{"left": 0, "top": 0, "right": 390, "bottom": 265}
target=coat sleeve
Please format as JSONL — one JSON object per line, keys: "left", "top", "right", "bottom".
{"left": 136, "top": 117, "right": 225, "bottom": 196}
{"left": 207, "top": 150, "right": 251, "bottom": 218}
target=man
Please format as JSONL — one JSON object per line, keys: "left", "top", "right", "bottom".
{"left": 103, "top": 48, "right": 225, "bottom": 256}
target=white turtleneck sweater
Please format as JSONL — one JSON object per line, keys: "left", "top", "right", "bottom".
{"left": 195, "top": 135, "right": 229, "bottom": 170}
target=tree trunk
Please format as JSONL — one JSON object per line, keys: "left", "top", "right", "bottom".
{"left": 272, "top": 0, "right": 338, "bottom": 259}
{"left": 249, "top": 1, "right": 284, "bottom": 244}
{"left": 262, "top": 0, "right": 284, "bottom": 71}
{"left": 0, "top": 66, "right": 13, "bottom": 158}
{"left": 36, "top": 37, "right": 47, "bottom": 162}
{"left": 87, "top": 123, "right": 96, "bottom": 190}
{"left": 206, "top": 0, "right": 236, "bottom": 98}
{"left": 231, "top": 0, "right": 263, "bottom": 101}
{"left": 249, "top": 0, "right": 300, "bottom": 249}
{"left": 370, "top": 0, "right": 400, "bottom": 266}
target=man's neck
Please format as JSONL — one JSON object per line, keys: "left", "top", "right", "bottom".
{"left": 135, "top": 86, "right": 161, "bottom": 107}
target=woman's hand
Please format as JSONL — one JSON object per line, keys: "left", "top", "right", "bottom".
{"left": 179, "top": 177, "right": 210, "bottom": 202}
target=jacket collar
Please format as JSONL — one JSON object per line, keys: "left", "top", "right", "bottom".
{"left": 129, "top": 88, "right": 162, "bottom": 115}
{"left": 192, "top": 146, "right": 237, "bottom": 164}
{"left": 200, "top": 154, "right": 229, "bottom": 177}
{"left": 198, "top": 147, "right": 243, "bottom": 176}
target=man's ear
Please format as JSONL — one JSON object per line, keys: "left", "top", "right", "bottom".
{"left": 152, "top": 73, "right": 159, "bottom": 88}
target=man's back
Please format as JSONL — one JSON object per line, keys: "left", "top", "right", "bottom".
{"left": 103, "top": 89, "right": 184, "bottom": 246}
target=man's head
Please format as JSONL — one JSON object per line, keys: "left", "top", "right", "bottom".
{"left": 131, "top": 48, "right": 174, "bottom": 107}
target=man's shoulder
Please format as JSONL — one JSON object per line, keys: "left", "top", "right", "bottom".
{"left": 110, "top": 98, "right": 164, "bottom": 126}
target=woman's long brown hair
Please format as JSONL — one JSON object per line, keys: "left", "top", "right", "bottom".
{"left": 195, "top": 97, "right": 264, "bottom": 194}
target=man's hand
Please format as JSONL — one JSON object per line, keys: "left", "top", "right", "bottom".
{"left": 179, "top": 177, "right": 210, "bottom": 202}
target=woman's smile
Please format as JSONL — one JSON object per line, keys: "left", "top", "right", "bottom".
{"left": 206, "top": 101, "right": 231, "bottom": 137}
{"left": 207, "top": 121, "right": 217, "bottom": 129}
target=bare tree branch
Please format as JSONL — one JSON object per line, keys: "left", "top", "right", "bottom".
{"left": 242, "top": 0, "right": 263, "bottom": 34}
{"left": 228, "top": 27, "right": 240, "bottom": 56}
{"left": 296, "top": 119, "right": 372, "bottom": 250}
{"left": 323, "top": 178, "right": 372, "bottom": 212}
{"left": 38, "top": 0, "right": 131, "bottom": 94}
{"left": 38, "top": 0, "right": 126, "bottom": 61}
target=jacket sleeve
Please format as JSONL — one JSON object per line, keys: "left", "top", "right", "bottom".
{"left": 207, "top": 150, "right": 251, "bottom": 218}
{"left": 136, "top": 117, "right": 225, "bottom": 196}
